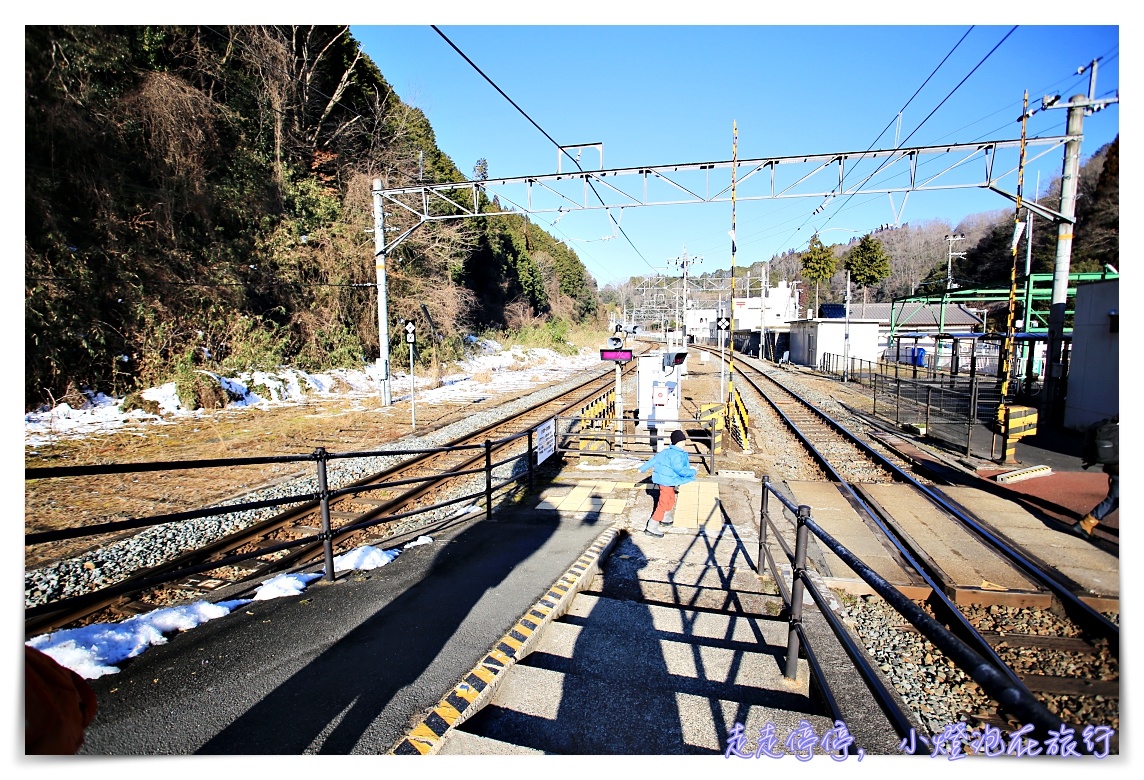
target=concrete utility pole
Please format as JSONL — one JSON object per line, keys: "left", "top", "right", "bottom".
{"left": 944, "top": 234, "right": 966, "bottom": 291}
{"left": 843, "top": 270, "right": 851, "bottom": 383}
{"left": 371, "top": 179, "right": 393, "bottom": 405}
{"left": 940, "top": 233, "right": 966, "bottom": 334}
{"left": 1041, "top": 59, "right": 1118, "bottom": 419}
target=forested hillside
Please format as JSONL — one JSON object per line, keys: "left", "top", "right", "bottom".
{"left": 25, "top": 26, "right": 597, "bottom": 410}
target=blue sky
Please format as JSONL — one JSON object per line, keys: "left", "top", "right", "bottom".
{"left": 352, "top": 22, "right": 1120, "bottom": 288}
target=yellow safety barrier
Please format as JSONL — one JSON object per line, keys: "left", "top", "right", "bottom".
{"left": 577, "top": 389, "right": 615, "bottom": 463}
{"left": 729, "top": 386, "right": 751, "bottom": 453}
{"left": 997, "top": 404, "right": 1037, "bottom": 465}
{"left": 700, "top": 403, "right": 725, "bottom": 454}
{"left": 1004, "top": 405, "right": 1038, "bottom": 438}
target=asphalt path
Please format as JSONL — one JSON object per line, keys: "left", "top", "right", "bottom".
{"left": 79, "top": 497, "right": 612, "bottom": 755}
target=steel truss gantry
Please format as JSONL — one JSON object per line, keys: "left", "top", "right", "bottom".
{"left": 373, "top": 135, "right": 1075, "bottom": 254}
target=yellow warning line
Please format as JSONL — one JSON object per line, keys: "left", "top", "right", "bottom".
{"left": 388, "top": 524, "right": 622, "bottom": 755}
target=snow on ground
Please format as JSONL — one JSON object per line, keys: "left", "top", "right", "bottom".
{"left": 29, "top": 536, "right": 437, "bottom": 679}
{"left": 23, "top": 340, "right": 603, "bottom": 679}
{"left": 24, "top": 341, "right": 600, "bottom": 448}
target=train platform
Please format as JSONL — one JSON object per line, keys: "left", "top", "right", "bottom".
{"left": 77, "top": 484, "right": 621, "bottom": 754}
{"left": 970, "top": 422, "right": 1121, "bottom": 543}
{"left": 71, "top": 439, "right": 1116, "bottom": 755}
{"left": 417, "top": 467, "right": 907, "bottom": 755}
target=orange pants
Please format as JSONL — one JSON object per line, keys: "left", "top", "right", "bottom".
{"left": 652, "top": 484, "right": 677, "bottom": 521}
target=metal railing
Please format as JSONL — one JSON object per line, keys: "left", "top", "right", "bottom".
{"left": 756, "top": 476, "right": 1069, "bottom": 744}
{"left": 819, "top": 353, "right": 1011, "bottom": 456}
{"left": 556, "top": 414, "right": 721, "bottom": 475}
{"left": 25, "top": 428, "right": 554, "bottom": 625}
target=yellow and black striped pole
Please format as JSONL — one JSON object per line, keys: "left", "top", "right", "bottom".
{"left": 728, "top": 120, "right": 738, "bottom": 407}
{"left": 995, "top": 91, "right": 1028, "bottom": 465}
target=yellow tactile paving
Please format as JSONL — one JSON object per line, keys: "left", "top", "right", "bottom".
{"left": 537, "top": 480, "right": 628, "bottom": 514}
{"left": 671, "top": 480, "right": 721, "bottom": 528}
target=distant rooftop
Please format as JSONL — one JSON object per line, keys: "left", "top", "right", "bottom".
{"left": 819, "top": 302, "right": 982, "bottom": 327}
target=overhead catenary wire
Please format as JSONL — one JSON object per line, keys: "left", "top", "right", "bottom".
{"left": 27, "top": 276, "right": 379, "bottom": 290}
{"left": 764, "top": 27, "right": 977, "bottom": 255}
{"left": 430, "top": 25, "right": 656, "bottom": 273}
{"left": 813, "top": 26, "right": 1020, "bottom": 238}
{"left": 852, "top": 70, "right": 1118, "bottom": 205}
{"left": 728, "top": 40, "right": 1115, "bottom": 261}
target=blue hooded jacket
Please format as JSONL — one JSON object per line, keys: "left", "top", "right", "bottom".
{"left": 638, "top": 444, "right": 697, "bottom": 487}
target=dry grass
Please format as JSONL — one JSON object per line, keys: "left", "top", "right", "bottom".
{"left": 24, "top": 335, "right": 614, "bottom": 569}
{"left": 24, "top": 397, "right": 402, "bottom": 567}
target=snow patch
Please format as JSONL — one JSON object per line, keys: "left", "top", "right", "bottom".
{"left": 25, "top": 343, "right": 600, "bottom": 448}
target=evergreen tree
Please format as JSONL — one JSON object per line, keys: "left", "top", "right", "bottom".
{"left": 800, "top": 234, "right": 836, "bottom": 314}
{"left": 844, "top": 234, "right": 892, "bottom": 313}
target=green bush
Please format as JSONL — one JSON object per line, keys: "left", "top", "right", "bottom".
{"left": 294, "top": 323, "right": 364, "bottom": 372}
{"left": 492, "top": 317, "right": 578, "bottom": 355}
{"left": 219, "top": 314, "right": 291, "bottom": 373}
{"left": 173, "top": 349, "right": 227, "bottom": 410}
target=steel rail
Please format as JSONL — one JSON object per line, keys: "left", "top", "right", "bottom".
{"left": 758, "top": 479, "right": 915, "bottom": 740}
{"left": 747, "top": 358, "right": 1118, "bottom": 649}
{"left": 25, "top": 360, "right": 638, "bottom": 635}
{"left": 715, "top": 353, "right": 1037, "bottom": 700}
{"left": 800, "top": 512, "right": 1065, "bottom": 740}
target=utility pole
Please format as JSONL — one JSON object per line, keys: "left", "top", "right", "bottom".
{"left": 843, "top": 269, "right": 851, "bottom": 383}
{"left": 944, "top": 234, "right": 966, "bottom": 291}
{"left": 1039, "top": 59, "right": 1118, "bottom": 421}
{"left": 940, "top": 233, "right": 966, "bottom": 334}
{"left": 670, "top": 247, "right": 702, "bottom": 345}
{"left": 727, "top": 121, "right": 738, "bottom": 407}
{"left": 371, "top": 179, "right": 393, "bottom": 405}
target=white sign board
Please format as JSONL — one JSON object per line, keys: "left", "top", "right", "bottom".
{"left": 535, "top": 417, "right": 556, "bottom": 465}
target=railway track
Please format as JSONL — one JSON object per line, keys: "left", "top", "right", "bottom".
{"left": 25, "top": 359, "right": 639, "bottom": 637}
{"left": 707, "top": 348, "right": 1119, "bottom": 739}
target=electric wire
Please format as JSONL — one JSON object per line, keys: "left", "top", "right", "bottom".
{"left": 767, "top": 27, "right": 982, "bottom": 256}
{"left": 430, "top": 25, "right": 656, "bottom": 272}
{"left": 813, "top": 26, "right": 1019, "bottom": 239}
{"left": 857, "top": 66, "right": 1118, "bottom": 204}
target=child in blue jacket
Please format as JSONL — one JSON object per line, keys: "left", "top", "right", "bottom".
{"left": 637, "top": 429, "right": 697, "bottom": 536}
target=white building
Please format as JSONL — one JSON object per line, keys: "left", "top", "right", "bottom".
{"left": 685, "top": 280, "right": 802, "bottom": 341}
{"left": 1063, "top": 278, "right": 1119, "bottom": 430}
{"left": 789, "top": 318, "right": 882, "bottom": 368}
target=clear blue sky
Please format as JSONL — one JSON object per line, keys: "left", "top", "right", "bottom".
{"left": 351, "top": 22, "right": 1119, "bottom": 288}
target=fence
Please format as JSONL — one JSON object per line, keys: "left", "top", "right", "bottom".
{"left": 819, "top": 354, "right": 1009, "bottom": 455}
{"left": 557, "top": 413, "right": 721, "bottom": 475}
{"left": 25, "top": 428, "right": 557, "bottom": 626}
